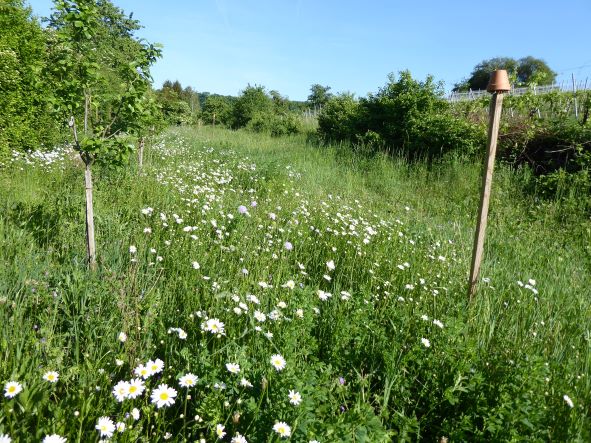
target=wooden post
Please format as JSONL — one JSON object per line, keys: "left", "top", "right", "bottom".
{"left": 468, "top": 70, "right": 510, "bottom": 301}
{"left": 138, "top": 136, "right": 145, "bottom": 170}
{"left": 572, "top": 73, "right": 578, "bottom": 119}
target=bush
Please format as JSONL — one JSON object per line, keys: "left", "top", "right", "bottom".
{"left": 317, "top": 93, "right": 360, "bottom": 142}
{"left": 246, "top": 111, "right": 304, "bottom": 136}
{"left": 318, "top": 72, "right": 485, "bottom": 159}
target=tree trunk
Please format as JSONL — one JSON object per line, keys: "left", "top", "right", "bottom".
{"left": 84, "top": 159, "right": 97, "bottom": 270}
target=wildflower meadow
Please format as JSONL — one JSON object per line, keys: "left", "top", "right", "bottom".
{"left": 1, "top": 126, "right": 590, "bottom": 441}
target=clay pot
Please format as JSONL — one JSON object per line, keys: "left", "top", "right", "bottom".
{"left": 487, "top": 70, "right": 511, "bottom": 93}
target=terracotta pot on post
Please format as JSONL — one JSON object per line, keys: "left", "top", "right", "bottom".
{"left": 468, "top": 70, "right": 510, "bottom": 301}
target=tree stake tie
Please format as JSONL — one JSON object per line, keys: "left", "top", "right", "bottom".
{"left": 468, "top": 70, "right": 510, "bottom": 301}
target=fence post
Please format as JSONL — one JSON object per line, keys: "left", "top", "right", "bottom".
{"left": 468, "top": 70, "right": 510, "bottom": 301}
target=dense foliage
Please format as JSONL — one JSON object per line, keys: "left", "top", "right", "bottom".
{"left": 318, "top": 72, "right": 485, "bottom": 159}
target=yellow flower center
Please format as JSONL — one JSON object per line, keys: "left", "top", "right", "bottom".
{"left": 160, "top": 392, "right": 169, "bottom": 400}
{"left": 129, "top": 386, "right": 137, "bottom": 393}
{"left": 8, "top": 386, "right": 15, "bottom": 392}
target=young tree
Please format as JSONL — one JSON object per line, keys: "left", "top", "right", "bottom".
{"left": 231, "top": 84, "right": 272, "bottom": 128}
{"left": 47, "top": 0, "right": 161, "bottom": 269}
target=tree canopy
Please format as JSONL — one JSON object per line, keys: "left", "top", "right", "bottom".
{"left": 454, "top": 56, "right": 556, "bottom": 91}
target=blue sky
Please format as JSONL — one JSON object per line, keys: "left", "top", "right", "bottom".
{"left": 27, "top": 0, "right": 591, "bottom": 101}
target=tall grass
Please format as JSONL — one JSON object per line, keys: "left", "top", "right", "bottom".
{"left": 0, "top": 126, "right": 589, "bottom": 441}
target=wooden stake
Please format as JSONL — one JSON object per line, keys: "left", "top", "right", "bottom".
{"left": 138, "top": 136, "right": 145, "bottom": 170}
{"left": 468, "top": 70, "right": 509, "bottom": 301}
{"left": 84, "top": 161, "right": 97, "bottom": 270}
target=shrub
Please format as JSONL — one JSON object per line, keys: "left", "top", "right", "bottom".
{"left": 246, "top": 111, "right": 304, "bottom": 136}
{"left": 317, "top": 93, "right": 360, "bottom": 142}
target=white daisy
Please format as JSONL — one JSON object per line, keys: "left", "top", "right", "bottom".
{"left": 113, "top": 380, "right": 130, "bottom": 402}
{"left": 270, "top": 354, "right": 286, "bottom": 371}
{"left": 42, "top": 435, "right": 66, "bottom": 443}
{"left": 273, "top": 421, "right": 292, "bottom": 438}
{"left": 150, "top": 384, "right": 177, "bottom": 408}
{"left": 127, "top": 378, "right": 145, "bottom": 399}
{"left": 421, "top": 338, "right": 431, "bottom": 348}
{"left": 226, "top": 363, "right": 240, "bottom": 374}
{"left": 215, "top": 424, "right": 226, "bottom": 439}
{"left": 3, "top": 381, "right": 22, "bottom": 398}
{"left": 179, "top": 373, "right": 198, "bottom": 388}
{"left": 43, "top": 371, "right": 59, "bottom": 383}
{"left": 95, "top": 416, "right": 115, "bottom": 438}
{"left": 288, "top": 389, "right": 302, "bottom": 405}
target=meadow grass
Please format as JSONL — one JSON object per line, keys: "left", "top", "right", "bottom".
{"left": 0, "top": 126, "right": 589, "bottom": 442}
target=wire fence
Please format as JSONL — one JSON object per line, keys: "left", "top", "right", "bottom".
{"left": 447, "top": 79, "right": 590, "bottom": 102}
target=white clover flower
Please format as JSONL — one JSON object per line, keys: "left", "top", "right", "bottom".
{"left": 96, "top": 416, "right": 116, "bottom": 438}
{"left": 43, "top": 371, "right": 59, "bottom": 383}
{"left": 42, "top": 435, "right": 66, "bottom": 443}
{"left": 270, "top": 354, "right": 286, "bottom": 371}
{"left": 421, "top": 338, "right": 431, "bottom": 348}
{"left": 288, "top": 389, "right": 302, "bottom": 405}
{"left": 216, "top": 424, "right": 226, "bottom": 439}
{"left": 4, "top": 381, "right": 22, "bottom": 398}
{"left": 192, "top": 261, "right": 200, "bottom": 269}
{"left": 151, "top": 384, "right": 177, "bottom": 408}
{"left": 179, "top": 373, "right": 198, "bottom": 388}
{"left": 226, "top": 363, "right": 240, "bottom": 374}
{"left": 113, "top": 380, "right": 130, "bottom": 402}
{"left": 273, "top": 421, "right": 292, "bottom": 438}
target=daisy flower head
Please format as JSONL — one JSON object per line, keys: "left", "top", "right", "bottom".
{"left": 43, "top": 371, "right": 59, "bottom": 383}
{"left": 112, "top": 380, "right": 130, "bottom": 402}
{"left": 4, "top": 381, "right": 22, "bottom": 398}
{"left": 203, "top": 318, "right": 225, "bottom": 335}
{"left": 226, "top": 363, "right": 240, "bottom": 374}
{"left": 127, "top": 378, "right": 145, "bottom": 399}
{"left": 326, "top": 260, "right": 335, "bottom": 271}
{"left": 151, "top": 384, "right": 177, "bottom": 408}
{"left": 273, "top": 421, "right": 292, "bottom": 438}
{"left": 118, "top": 332, "right": 127, "bottom": 343}
{"left": 129, "top": 245, "right": 137, "bottom": 254}
{"left": 421, "top": 338, "right": 431, "bottom": 348}
{"left": 96, "top": 416, "right": 116, "bottom": 439}
{"left": 134, "top": 364, "right": 152, "bottom": 379}
{"left": 270, "top": 354, "right": 286, "bottom": 371}
{"left": 0, "top": 435, "right": 10, "bottom": 443}
{"left": 116, "top": 422, "right": 126, "bottom": 432}
{"left": 240, "top": 378, "right": 253, "bottom": 388}
{"left": 131, "top": 407, "right": 140, "bottom": 420}
{"left": 179, "top": 373, "right": 198, "bottom": 388}
{"left": 254, "top": 310, "right": 266, "bottom": 322}
{"left": 288, "top": 389, "right": 302, "bottom": 405}
{"left": 42, "top": 435, "right": 66, "bottom": 443}
{"left": 215, "top": 424, "right": 226, "bottom": 439}
{"left": 231, "top": 433, "right": 248, "bottom": 443}
{"left": 147, "top": 358, "right": 164, "bottom": 374}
